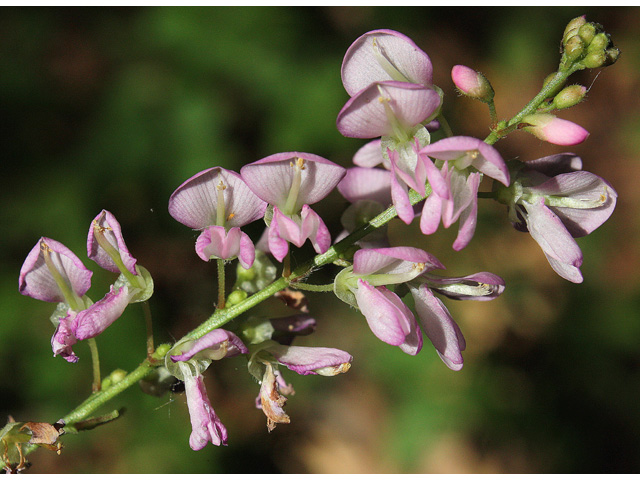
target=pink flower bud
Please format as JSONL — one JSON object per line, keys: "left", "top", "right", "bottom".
{"left": 451, "top": 65, "right": 493, "bottom": 102}
{"left": 522, "top": 114, "right": 589, "bottom": 146}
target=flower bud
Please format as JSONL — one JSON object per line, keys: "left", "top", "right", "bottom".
{"left": 564, "top": 36, "right": 585, "bottom": 62}
{"left": 522, "top": 113, "right": 589, "bottom": 146}
{"left": 563, "top": 15, "right": 587, "bottom": 45}
{"left": 587, "top": 32, "right": 609, "bottom": 53}
{"left": 582, "top": 50, "right": 606, "bottom": 69}
{"left": 605, "top": 46, "right": 620, "bottom": 66}
{"left": 578, "top": 23, "right": 597, "bottom": 45}
{"left": 451, "top": 65, "right": 494, "bottom": 102}
{"left": 553, "top": 85, "right": 587, "bottom": 109}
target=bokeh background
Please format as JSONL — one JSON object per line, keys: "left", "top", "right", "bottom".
{"left": 1, "top": 6, "right": 639, "bottom": 474}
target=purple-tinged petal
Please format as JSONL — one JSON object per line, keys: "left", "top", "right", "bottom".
{"left": 424, "top": 272, "right": 506, "bottom": 301}
{"left": 266, "top": 344, "right": 352, "bottom": 376}
{"left": 74, "top": 285, "right": 133, "bottom": 340}
{"left": 523, "top": 114, "right": 589, "bottom": 146}
{"left": 195, "top": 226, "right": 255, "bottom": 269}
{"left": 87, "top": 210, "right": 137, "bottom": 275}
{"left": 169, "top": 167, "right": 266, "bottom": 229}
{"left": 390, "top": 160, "right": 414, "bottom": 224}
{"left": 19, "top": 237, "right": 92, "bottom": 303}
{"left": 523, "top": 199, "right": 583, "bottom": 283}
{"left": 341, "top": 29, "right": 433, "bottom": 96}
{"left": 420, "top": 191, "right": 443, "bottom": 235}
{"left": 452, "top": 173, "right": 481, "bottom": 251}
{"left": 267, "top": 206, "right": 331, "bottom": 262}
{"left": 419, "top": 149, "right": 450, "bottom": 199}
{"left": 525, "top": 153, "right": 583, "bottom": 176}
{"left": 300, "top": 205, "right": 331, "bottom": 255}
{"left": 171, "top": 329, "right": 248, "bottom": 363}
{"left": 270, "top": 314, "right": 317, "bottom": 345}
{"left": 337, "top": 81, "right": 441, "bottom": 139}
{"left": 411, "top": 285, "right": 466, "bottom": 371}
{"left": 353, "top": 139, "right": 384, "bottom": 167}
{"left": 51, "top": 310, "right": 79, "bottom": 363}
{"left": 337, "top": 167, "right": 392, "bottom": 205}
{"left": 420, "top": 136, "right": 509, "bottom": 186}
{"left": 241, "top": 152, "right": 346, "bottom": 211}
{"left": 184, "top": 373, "right": 228, "bottom": 449}
{"left": 353, "top": 246, "right": 443, "bottom": 277}
{"left": 441, "top": 169, "right": 476, "bottom": 229}
{"left": 355, "top": 280, "right": 422, "bottom": 354}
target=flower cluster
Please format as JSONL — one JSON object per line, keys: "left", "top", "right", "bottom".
{"left": 15, "top": 15, "right": 619, "bottom": 460}
{"left": 19, "top": 211, "right": 153, "bottom": 363}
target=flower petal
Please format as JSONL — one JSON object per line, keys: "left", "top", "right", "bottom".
{"left": 19, "top": 237, "right": 92, "bottom": 303}
{"left": 337, "top": 81, "right": 441, "bottom": 139}
{"left": 411, "top": 285, "right": 466, "bottom": 371}
{"left": 341, "top": 29, "right": 433, "bottom": 96}
{"left": 87, "top": 210, "right": 137, "bottom": 275}
{"left": 267, "top": 344, "right": 352, "bottom": 376}
{"left": 337, "top": 167, "right": 392, "bottom": 206}
{"left": 241, "top": 152, "right": 346, "bottom": 211}
{"left": 169, "top": 167, "right": 266, "bottom": 229}
{"left": 74, "top": 285, "right": 133, "bottom": 340}
{"left": 184, "top": 373, "right": 228, "bottom": 449}
{"left": 171, "top": 329, "right": 248, "bottom": 362}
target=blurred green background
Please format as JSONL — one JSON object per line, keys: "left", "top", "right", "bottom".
{"left": 1, "top": 6, "right": 639, "bottom": 473}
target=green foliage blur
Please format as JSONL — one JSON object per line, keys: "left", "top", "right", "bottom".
{"left": 1, "top": 6, "right": 639, "bottom": 473}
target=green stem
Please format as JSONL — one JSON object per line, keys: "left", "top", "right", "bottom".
{"left": 217, "top": 259, "right": 226, "bottom": 309}
{"left": 142, "top": 302, "right": 155, "bottom": 359}
{"left": 87, "top": 338, "right": 101, "bottom": 392}
{"left": 289, "top": 282, "right": 336, "bottom": 292}
{"left": 62, "top": 361, "right": 156, "bottom": 426}
{"left": 483, "top": 64, "right": 581, "bottom": 145}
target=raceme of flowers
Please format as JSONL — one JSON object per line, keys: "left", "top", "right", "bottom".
{"left": 17, "top": 21, "right": 618, "bottom": 454}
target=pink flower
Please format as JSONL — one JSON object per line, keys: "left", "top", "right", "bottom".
{"left": 169, "top": 167, "right": 266, "bottom": 267}
{"left": 241, "top": 152, "right": 345, "bottom": 261}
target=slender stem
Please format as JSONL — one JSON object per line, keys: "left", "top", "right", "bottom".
{"left": 289, "top": 282, "right": 335, "bottom": 292}
{"left": 282, "top": 251, "right": 291, "bottom": 278}
{"left": 483, "top": 64, "right": 581, "bottom": 146}
{"left": 62, "top": 361, "right": 156, "bottom": 425}
{"left": 142, "top": 302, "right": 155, "bottom": 359}
{"left": 87, "top": 338, "right": 101, "bottom": 392}
{"left": 487, "top": 100, "right": 498, "bottom": 126}
{"left": 217, "top": 259, "right": 226, "bottom": 309}
{"left": 437, "top": 113, "right": 454, "bottom": 138}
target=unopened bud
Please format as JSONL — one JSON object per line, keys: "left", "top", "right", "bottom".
{"left": 583, "top": 50, "right": 606, "bottom": 69}
{"left": 578, "top": 23, "right": 597, "bottom": 45}
{"left": 451, "top": 65, "right": 494, "bottom": 102}
{"left": 226, "top": 289, "right": 247, "bottom": 306}
{"left": 564, "top": 36, "right": 585, "bottom": 62}
{"left": 522, "top": 113, "right": 589, "bottom": 146}
{"left": 563, "top": 15, "right": 587, "bottom": 44}
{"left": 553, "top": 85, "right": 587, "bottom": 109}
{"left": 587, "top": 32, "right": 609, "bottom": 53}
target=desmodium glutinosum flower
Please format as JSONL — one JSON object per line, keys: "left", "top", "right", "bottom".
{"left": 169, "top": 167, "right": 267, "bottom": 268}
{"left": 241, "top": 152, "right": 346, "bottom": 262}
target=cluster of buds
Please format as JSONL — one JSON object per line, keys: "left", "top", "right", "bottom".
{"left": 562, "top": 15, "right": 620, "bottom": 69}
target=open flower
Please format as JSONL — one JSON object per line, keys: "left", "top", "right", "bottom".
{"left": 169, "top": 167, "right": 266, "bottom": 268}
{"left": 19, "top": 237, "right": 135, "bottom": 362}
{"left": 419, "top": 136, "right": 509, "bottom": 250}
{"left": 495, "top": 153, "right": 617, "bottom": 282}
{"left": 241, "top": 152, "right": 345, "bottom": 262}
{"left": 168, "top": 329, "right": 248, "bottom": 450}
{"left": 334, "top": 247, "right": 442, "bottom": 354}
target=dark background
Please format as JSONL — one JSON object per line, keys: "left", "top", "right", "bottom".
{"left": 1, "top": 6, "right": 639, "bottom": 473}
